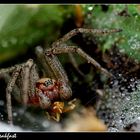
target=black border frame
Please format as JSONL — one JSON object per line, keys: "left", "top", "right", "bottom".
{"left": 0, "top": 2, "right": 140, "bottom": 140}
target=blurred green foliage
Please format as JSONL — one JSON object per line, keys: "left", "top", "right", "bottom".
{"left": 82, "top": 4, "right": 140, "bottom": 61}
{"left": 1, "top": 4, "right": 140, "bottom": 64}
{"left": 0, "top": 5, "right": 74, "bottom": 64}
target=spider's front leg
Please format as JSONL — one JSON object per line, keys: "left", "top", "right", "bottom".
{"left": 21, "top": 59, "right": 34, "bottom": 105}
{"left": 46, "top": 28, "right": 122, "bottom": 77}
{"left": 36, "top": 46, "right": 73, "bottom": 101}
{"left": 4, "top": 59, "right": 34, "bottom": 124}
{"left": 35, "top": 46, "right": 73, "bottom": 121}
{"left": 6, "top": 66, "right": 22, "bottom": 124}
{"left": 46, "top": 45, "right": 112, "bottom": 77}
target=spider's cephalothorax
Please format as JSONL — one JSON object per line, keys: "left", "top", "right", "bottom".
{"left": 28, "top": 78, "right": 72, "bottom": 109}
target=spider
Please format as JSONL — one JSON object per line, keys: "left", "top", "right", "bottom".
{"left": 0, "top": 28, "right": 122, "bottom": 124}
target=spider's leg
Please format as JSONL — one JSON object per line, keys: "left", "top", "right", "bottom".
{"left": 21, "top": 59, "right": 34, "bottom": 105}
{"left": 1, "top": 73, "right": 21, "bottom": 103}
{"left": 6, "top": 65, "right": 22, "bottom": 124}
{"left": 63, "top": 98, "right": 77, "bottom": 113}
{"left": 36, "top": 46, "right": 72, "bottom": 100}
{"left": 45, "top": 54, "right": 69, "bottom": 83}
{"left": 0, "top": 64, "right": 23, "bottom": 75}
{"left": 35, "top": 46, "right": 56, "bottom": 78}
{"left": 36, "top": 46, "right": 69, "bottom": 83}
{"left": 51, "top": 28, "right": 122, "bottom": 48}
{"left": 29, "top": 63, "right": 39, "bottom": 97}
{"left": 44, "top": 49, "right": 72, "bottom": 100}
{"left": 45, "top": 46, "right": 112, "bottom": 77}
{"left": 48, "top": 28, "right": 122, "bottom": 78}
{"left": 68, "top": 53, "right": 85, "bottom": 77}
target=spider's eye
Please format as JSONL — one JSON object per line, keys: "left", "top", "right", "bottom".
{"left": 44, "top": 79, "right": 53, "bottom": 87}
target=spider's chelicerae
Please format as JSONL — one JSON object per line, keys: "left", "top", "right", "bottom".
{"left": 0, "top": 28, "right": 122, "bottom": 124}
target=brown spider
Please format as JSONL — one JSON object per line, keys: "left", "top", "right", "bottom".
{"left": 0, "top": 28, "right": 122, "bottom": 124}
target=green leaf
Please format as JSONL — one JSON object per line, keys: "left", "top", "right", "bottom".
{"left": 0, "top": 5, "right": 74, "bottom": 64}
{"left": 83, "top": 4, "right": 140, "bottom": 61}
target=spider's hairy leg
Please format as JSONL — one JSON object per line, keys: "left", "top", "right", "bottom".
{"left": 51, "top": 28, "right": 122, "bottom": 48}
{"left": 36, "top": 46, "right": 69, "bottom": 83}
{"left": 36, "top": 46, "right": 72, "bottom": 100}
{"left": 48, "top": 28, "right": 122, "bottom": 78}
{"left": 6, "top": 65, "right": 22, "bottom": 125}
{"left": 21, "top": 59, "right": 34, "bottom": 105}
{"left": 44, "top": 51, "right": 72, "bottom": 100}
{"left": 0, "top": 64, "right": 23, "bottom": 75}
{"left": 0, "top": 73, "right": 21, "bottom": 103}
{"left": 45, "top": 45, "right": 112, "bottom": 77}
{"left": 29, "top": 63, "right": 39, "bottom": 97}
{"left": 63, "top": 98, "right": 77, "bottom": 113}
{"left": 68, "top": 53, "right": 85, "bottom": 77}
{"left": 35, "top": 46, "right": 55, "bottom": 78}
{"left": 44, "top": 54, "right": 69, "bottom": 83}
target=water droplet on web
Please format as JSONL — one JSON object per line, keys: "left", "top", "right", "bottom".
{"left": 42, "top": 121, "right": 50, "bottom": 128}
{"left": 125, "top": 96, "right": 131, "bottom": 101}
{"left": 120, "top": 49, "right": 125, "bottom": 53}
{"left": 110, "top": 81, "right": 114, "bottom": 84}
{"left": 112, "top": 95, "right": 115, "bottom": 98}
{"left": 132, "top": 87, "right": 136, "bottom": 91}
{"left": 120, "top": 87, "right": 125, "bottom": 91}
{"left": 121, "top": 93, "right": 125, "bottom": 97}
{"left": 13, "top": 112, "right": 17, "bottom": 117}
{"left": 97, "top": 66, "right": 140, "bottom": 130}
{"left": 108, "top": 127, "right": 119, "bottom": 132}
{"left": 0, "top": 113, "right": 4, "bottom": 121}
{"left": 130, "top": 78, "right": 135, "bottom": 82}
{"left": 128, "top": 35, "right": 140, "bottom": 50}
{"left": 114, "top": 80, "right": 119, "bottom": 86}
{"left": 118, "top": 74, "right": 122, "bottom": 77}
{"left": 131, "top": 45, "right": 137, "bottom": 50}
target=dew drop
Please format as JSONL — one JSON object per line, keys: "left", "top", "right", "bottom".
{"left": 42, "top": 121, "right": 50, "bottom": 128}
{"left": 120, "top": 49, "right": 125, "bottom": 53}
{"left": 13, "top": 112, "right": 17, "bottom": 117}
{"left": 0, "top": 113, "right": 4, "bottom": 120}
{"left": 125, "top": 96, "right": 131, "bottom": 101}
{"left": 108, "top": 127, "right": 119, "bottom": 132}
